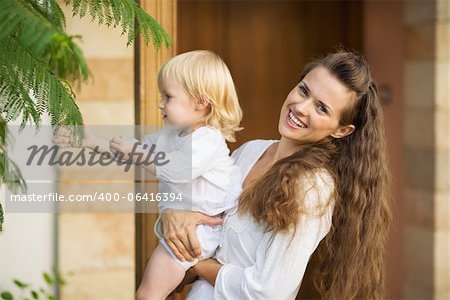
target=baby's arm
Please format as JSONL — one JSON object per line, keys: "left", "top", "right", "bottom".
{"left": 109, "top": 127, "right": 222, "bottom": 178}
{"left": 53, "top": 125, "right": 111, "bottom": 153}
{"left": 109, "top": 137, "right": 157, "bottom": 174}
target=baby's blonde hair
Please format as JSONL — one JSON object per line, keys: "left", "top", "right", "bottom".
{"left": 158, "top": 50, "right": 243, "bottom": 142}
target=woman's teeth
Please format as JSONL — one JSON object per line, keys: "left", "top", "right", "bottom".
{"left": 288, "top": 111, "right": 306, "bottom": 128}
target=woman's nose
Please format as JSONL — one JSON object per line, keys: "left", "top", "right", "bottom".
{"left": 293, "top": 98, "right": 311, "bottom": 116}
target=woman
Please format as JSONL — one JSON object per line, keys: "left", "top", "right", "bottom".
{"left": 160, "top": 50, "right": 392, "bottom": 299}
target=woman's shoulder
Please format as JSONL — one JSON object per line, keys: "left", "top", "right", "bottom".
{"left": 311, "top": 169, "right": 334, "bottom": 186}
{"left": 232, "top": 139, "right": 278, "bottom": 160}
{"left": 301, "top": 169, "right": 335, "bottom": 209}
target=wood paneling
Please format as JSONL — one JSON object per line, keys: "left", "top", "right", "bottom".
{"left": 364, "top": 2, "right": 405, "bottom": 298}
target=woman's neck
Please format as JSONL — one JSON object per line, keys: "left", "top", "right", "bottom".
{"left": 274, "top": 137, "right": 301, "bottom": 162}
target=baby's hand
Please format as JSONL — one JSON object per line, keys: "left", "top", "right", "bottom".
{"left": 52, "top": 125, "right": 96, "bottom": 149}
{"left": 109, "top": 136, "right": 140, "bottom": 163}
{"left": 52, "top": 126, "right": 75, "bottom": 148}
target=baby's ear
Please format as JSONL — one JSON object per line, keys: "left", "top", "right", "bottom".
{"left": 195, "top": 97, "right": 210, "bottom": 110}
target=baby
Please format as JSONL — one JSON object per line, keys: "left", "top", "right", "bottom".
{"left": 110, "top": 50, "right": 243, "bottom": 299}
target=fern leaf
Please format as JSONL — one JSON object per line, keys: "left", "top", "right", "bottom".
{"left": 0, "top": 0, "right": 91, "bottom": 85}
{"left": 0, "top": 118, "right": 26, "bottom": 223}
{"left": 0, "top": 158, "right": 25, "bottom": 230}
{"left": 63, "top": 0, "right": 172, "bottom": 48}
{"left": 0, "top": 152, "right": 27, "bottom": 194}
{"left": 0, "top": 77, "right": 41, "bottom": 128}
{"left": 0, "top": 201, "right": 3, "bottom": 232}
{"left": 0, "top": 9, "right": 24, "bottom": 42}
{"left": 26, "top": 0, "right": 66, "bottom": 30}
{"left": 0, "top": 37, "right": 83, "bottom": 126}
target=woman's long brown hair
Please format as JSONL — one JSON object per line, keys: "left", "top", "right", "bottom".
{"left": 238, "top": 51, "right": 392, "bottom": 299}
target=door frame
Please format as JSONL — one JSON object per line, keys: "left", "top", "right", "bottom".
{"left": 135, "top": 0, "right": 177, "bottom": 287}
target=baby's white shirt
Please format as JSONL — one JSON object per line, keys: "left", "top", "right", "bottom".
{"left": 142, "top": 126, "right": 241, "bottom": 216}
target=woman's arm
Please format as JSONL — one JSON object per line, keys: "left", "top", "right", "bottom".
{"left": 160, "top": 209, "right": 223, "bottom": 261}
{"left": 214, "top": 212, "right": 332, "bottom": 299}
{"left": 214, "top": 173, "right": 334, "bottom": 299}
{"left": 192, "top": 259, "right": 223, "bottom": 286}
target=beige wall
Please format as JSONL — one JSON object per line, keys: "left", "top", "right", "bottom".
{"left": 58, "top": 2, "right": 135, "bottom": 300}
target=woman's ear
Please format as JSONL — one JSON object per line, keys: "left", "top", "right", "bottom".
{"left": 331, "top": 124, "right": 355, "bottom": 139}
{"left": 195, "top": 97, "right": 210, "bottom": 110}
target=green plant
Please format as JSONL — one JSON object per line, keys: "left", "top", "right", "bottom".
{"left": 0, "top": 114, "right": 27, "bottom": 232}
{"left": 0, "top": 267, "right": 66, "bottom": 300}
{"left": 0, "top": 0, "right": 171, "bottom": 231}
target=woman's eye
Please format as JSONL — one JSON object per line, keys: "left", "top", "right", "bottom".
{"left": 316, "top": 103, "right": 327, "bottom": 113}
{"left": 298, "top": 85, "right": 307, "bottom": 95}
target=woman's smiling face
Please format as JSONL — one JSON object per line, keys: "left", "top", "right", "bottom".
{"left": 278, "top": 66, "right": 356, "bottom": 144}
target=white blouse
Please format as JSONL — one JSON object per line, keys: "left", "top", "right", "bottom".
{"left": 187, "top": 140, "right": 335, "bottom": 300}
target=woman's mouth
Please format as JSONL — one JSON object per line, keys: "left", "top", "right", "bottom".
{"left": 287, "top": 110, "right": 307, "bottom": 128}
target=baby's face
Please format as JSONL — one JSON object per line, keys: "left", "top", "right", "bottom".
{"left": 158, "top": 76, "right": 204, "bottom": 132}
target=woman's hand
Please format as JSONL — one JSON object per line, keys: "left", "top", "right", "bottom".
{"left": 170, "top": 267, "right": 199, "bottom": 295}
{"left": 160, "top": 209, "right": 222, "bottom": 261}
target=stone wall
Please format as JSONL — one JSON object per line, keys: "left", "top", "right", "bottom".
{"left": 403, "top": 1, "right": 450, "bottom": 299}
{"left": 58, "top": 3, "right": 135, "bottom": 299}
